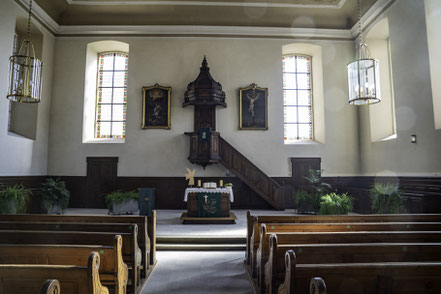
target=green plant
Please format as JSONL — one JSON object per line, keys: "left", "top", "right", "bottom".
{"left": 295, "top": 190, "right": 321, "bottom": 214}
{"left": 0, "top": 184, "right": 29, "bottom": 214}
{"left": 40, "top": 178, "right": 70, "bottom": 210}
{"left": 370, "top": 183, "right": 403, "bottom": 214}
{"left": 105, "top": 190, "right": 139, "bottom": 210}
{"left": 319, "top": 192, "right": 353, "bottom": 215}
{"left": 304, "top": 169, "right": 332, "bottom": 195}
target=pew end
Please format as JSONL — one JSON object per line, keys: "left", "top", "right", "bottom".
{"left": 310, "top": 277, "right": 327, "bottom": 294}
{"left": 277, "top": 250, "right": 296, "bottom": 294}
{"left": 40, "top": 279, "right": 60, "bottom": 294}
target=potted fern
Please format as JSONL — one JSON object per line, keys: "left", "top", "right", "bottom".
{"left": 370, "top": 183, "right": 403, "bottom": 214}
{"left": 40, "top": 178, "right": 70, "bottom": 214}
{"left": 295, "top": 170, "right": 332, "bottom": 214}
{"left": 105, "top": 190, "right": 139, "bottom": 215}
{"left": 0, "top": 184, "right": 29, "bottom": 214}
{"left": 319, "top": 192, "right": 353, "bottom": 215}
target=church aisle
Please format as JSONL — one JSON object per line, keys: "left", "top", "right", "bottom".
{"left": 142, "top": 251, "right": 253, "bottom": 294}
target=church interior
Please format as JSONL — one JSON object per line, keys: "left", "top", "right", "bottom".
{"left": 1, "top": 0, "right": 441, "bottom": 293}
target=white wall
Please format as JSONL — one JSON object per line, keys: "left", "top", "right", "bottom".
{"left": 425, "top": 0, "right": 441, "bottom": 130}
{"left": 0, "top": 0, "right": 55, "bottom": 176}
{"left": 359, "top": 0, "right": 441, "bottom": 176}
{"left": 47, "top": 37, "right": 359, "bottom": 177}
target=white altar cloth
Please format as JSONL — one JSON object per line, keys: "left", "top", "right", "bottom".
{"left": 184, "top": 187, "right": 234, "bottom": 202}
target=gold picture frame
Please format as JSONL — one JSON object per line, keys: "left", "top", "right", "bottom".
{"left": 142, "top": 84, "right": 171, "bottom": 129}
{"left": 239, "top": 83, "right": 268, "bottom": 130}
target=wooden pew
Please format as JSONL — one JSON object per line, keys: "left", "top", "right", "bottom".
{"left": 265, "top": 234, "right": 441, "bottom": 293}
{"left": 40, "top": 280, "right": 60, "bottom": 294}
{"left": 278, "top": 250, "right": 441, "bottom": 294}
{"left": 0, "top": 220, "right": 146, "bottom": 282}
{"left": 246, "top": 211, "right": 441, "bottom": 266}
{"left": 251, "top": 221, "right": 441, "bottom": 278}
{"left": 255, "top": 229, "right": 441, "bottom": 291}
{"left": 0, "top": 229, "right": 141, "bottom": 293}
{"left": 0, "top": 252, "right": 109, "bottom": 294}
{"left": 0, "top": 212, "right": 156, "bottom": 276}
{"left": 0, "top": 235, "right": 128, "bottom": 294}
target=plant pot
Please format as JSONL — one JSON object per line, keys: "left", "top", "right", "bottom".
{"left": 46, "top": 204, "right": 62, "bottom": 215}
{"left": 110, "top": 199, "right": 138, "bottom": 215}
{"left": 0, "top": 200, "right": 17, "bottom": 214}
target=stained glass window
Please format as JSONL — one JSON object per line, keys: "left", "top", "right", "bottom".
{"left": 283, "top": 54, "right": 313, "bottom": 143}
{"left": 96, "top": 52, "right": 128, "bottom": 139}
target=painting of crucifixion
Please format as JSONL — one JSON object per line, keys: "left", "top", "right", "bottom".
{"left": 239, "top": 83, "right": 268, "bottom": 130}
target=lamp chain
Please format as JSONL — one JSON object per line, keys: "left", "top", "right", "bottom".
{"left": 27, "top": 0, "right": 33, "bottom": 41}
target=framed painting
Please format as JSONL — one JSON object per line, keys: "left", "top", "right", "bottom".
{"left": 239, "top": 83, "right": 268, "bottom": 130}
{"left": 142, "top": 84, "right": 171, "bottom": 129}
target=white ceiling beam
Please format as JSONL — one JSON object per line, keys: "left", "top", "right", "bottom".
{"left": 14, "top": 0, "right": 59, "bottom": 34}
{"left": 69, "top": 0, "right": 348, "bottom": 9}
{"left": 56, "top": 25, "right": 352, "bottom": 39}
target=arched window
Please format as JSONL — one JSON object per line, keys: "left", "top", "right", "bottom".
{"left": 95, "top": 52, "right": 128, "bottom": 138}
{"left": 283, "top": 54, "right": 313, "bottom": 143}
{"left": 282, "top": 43, "right": 325, "bottom": 144}
{"left": 82, "top": 41, "right": 129, "bottom": 143}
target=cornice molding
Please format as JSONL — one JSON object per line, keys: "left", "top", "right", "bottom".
{"left": 68, "top": 0, "right": 348, "bottom": 9}
{"left": 14, "top": 0, "right": 396, "bottom": 40}
{"left": 15, "top": 0, "right": 59, "bottom": 35}
{"left": 56, "top": 25, "right": 352, "bottom": 39}
{"left": 350, "top": 0, "right": 396, "bottom": 39}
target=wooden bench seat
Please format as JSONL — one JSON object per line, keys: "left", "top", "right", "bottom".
{"left": 246, "top": 211, "right": 441, "bottom": 266}
{"left": 0, "top": 229, "right": 141, "bottom": 293}
{"left": 250, "top": 222, "right": 441, "bottom": 278}
{"left": 0, "top": 212, "right": 156, "bottom": 276}
{"left": 0, "top": 252, "right": 109, "bottom": 294}
{"left": 279, "top": 251, "right": 441, "bottom": 294}
{"left": 265, "top": 234, "right": 441, "bottom": 293}
{"left": 256, "top": 230, "right": 441, "bottom": 290}
{"left": 0, "top": 235, "right": 128, "bottom": 294}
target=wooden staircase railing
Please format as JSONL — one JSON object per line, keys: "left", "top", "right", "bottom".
{"left": 219, "top": 137, "right": 283, "bottom": 210}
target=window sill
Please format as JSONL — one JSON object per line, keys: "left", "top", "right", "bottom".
{"left": 83, "top": 138, "right": 125, "bottom": 144}
{"left": 284, "top": 140, "right": 323, "bottom": 145}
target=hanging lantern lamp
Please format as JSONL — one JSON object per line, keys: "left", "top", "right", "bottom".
{"left": 347, "top": 0, "right": 381, "bottom": 105}
{"left": 7, "top": 0, "right": 43, "bottom": 103}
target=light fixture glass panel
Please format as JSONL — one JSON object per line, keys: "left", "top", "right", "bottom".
{"left": 100, "top": 88, "right": 112, "bottom": 103}
{"left": 283, "top": 73, "right": 297, "bottom": 89}
{"left": 297, "top": 90, "right": 311, "bottom": 106}
{"left": 284, "top": 124, "right": 298, "bottom": 142}
{"left": 298, "top": 106, "right": 311, "bottom": 123}
{"left": 283, "top": 56, "right": 296, "bottom": 73}
{"left": 298, "top": 123, "right": 312, "bottom": 140}
{"left": 296, "top": 56, "right": 311, "bottom": 73}
{"left": 100, "top": 105, "right": 112, "bottom": 121}
{"left": 284, "top": 106, "right": 298, "bottom": 123}
{"left": 102, "top": 72, "right": 113, "bottom": 87}
{"left": 112, "top": 105, "right": 124, "bottom": 121}
{"left": 297, "top": 74, "right": 310, "bottom": 90}
{"left": 113, "top": 88, "right": 125, "bottom": 103}
{"left": 113, "top": 71, "right": 125, "bottom": 87}
{"left": 283, "top": 90, "right": 297, "bottom": 105}
{"left": 112, "top": 122, "right": 124, "bottom": 138}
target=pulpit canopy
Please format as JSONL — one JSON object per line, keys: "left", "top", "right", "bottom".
{"left": 183, "top": 57, "right": 227, "bottom": 107}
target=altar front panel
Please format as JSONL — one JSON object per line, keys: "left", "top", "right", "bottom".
{"left": 187, "top": 193, "right": 231, "bottom": 217}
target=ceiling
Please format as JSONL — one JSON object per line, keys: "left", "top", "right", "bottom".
{"left": 33, "top": 0, "right": 379, "bottom": 29}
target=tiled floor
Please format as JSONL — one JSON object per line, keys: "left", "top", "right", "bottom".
{"left": 142, "top": 251, "right": 253, "bottom": 294}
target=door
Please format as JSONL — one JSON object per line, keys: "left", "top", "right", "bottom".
{"left": 86, "top": 157, "right": 118, "bottom": 208}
